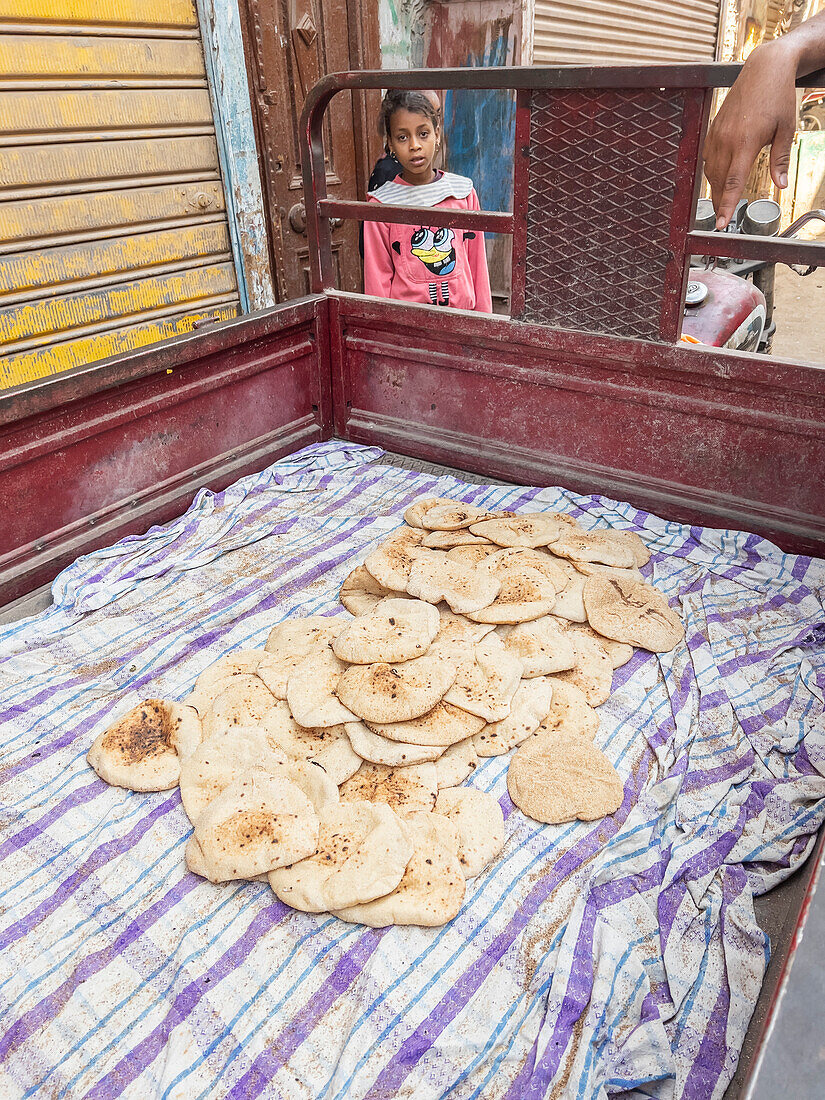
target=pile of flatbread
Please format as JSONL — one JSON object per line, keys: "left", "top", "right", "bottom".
{"left": 87, "top": 496, "right": 684, "bottom": 927}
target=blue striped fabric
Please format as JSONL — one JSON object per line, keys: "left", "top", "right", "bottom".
{"left": 1, "top": 440, "right": 823, "bottom": 1099}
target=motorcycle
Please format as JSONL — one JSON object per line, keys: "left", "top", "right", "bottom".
{"left": 682, "top": 197, "right": 825, "bottom": 353}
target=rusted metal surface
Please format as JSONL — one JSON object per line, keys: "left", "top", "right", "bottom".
{"left": 0, "top": 296, "right": 328, "bottom": 604}
{"left": 690, "top": 228, "right": 825, "bottom": 265}
{"left": 0, "top": 0, "right": 241, "bottom": 389}
{"left": 530, "top": 0, "right": 723, "bottom": 65}
{"left": 330, "top": 289, "right": 825, "bottom": 556}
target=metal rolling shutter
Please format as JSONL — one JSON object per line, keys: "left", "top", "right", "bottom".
{"left": 0, "top": 0, "right": 240, "bottom": 389}
{"left": 532, "top": 0, "right": 723, "bottom": 65}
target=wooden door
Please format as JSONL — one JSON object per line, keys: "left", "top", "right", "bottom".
{"left": 239, "top": 0, "right": 379, "bottom": 300}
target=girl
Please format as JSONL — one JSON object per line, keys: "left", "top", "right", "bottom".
{"left": 363, "top": 89, "right": 493, "bottom": 313}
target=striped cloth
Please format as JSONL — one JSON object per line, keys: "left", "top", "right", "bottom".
{"left": 1, "top": 440, "right": 824, "bottom": 1100}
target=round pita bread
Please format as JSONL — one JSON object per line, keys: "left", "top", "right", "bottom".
{"left": 345, "top": 720, "right": 445, "bottom": 766}
{"left": 336, "top": 654, "right": 458, "bottom": 724}
{"left": 566, "top": 623, "right": 633, "bottom": 669}
{"left": 201, "top": 676, "right": 276, "bottom": 740}
{"left": 547, "top": 568, "right": 587, "bottom": 623}
{"left": 468, "top": 512, "right": 575, "bottom": 548}
{"left": 572, "top": 560, "right": 644, "bottom": 585}
{"left": 404, "top": 496, "right": 455, "bottom": 528}
{"left": 549, "top": 529, "right": 636, "bottom": 568}
{"left": 426, "top": 608, "right": 496, "bottom": 663}
{"left": 406, "top": 552, "right": 501, "bottom": 615}
{"left": 87, "top": 700, "right": 201, "bottom": 792}
{"left": 340, "top": 565, "right": 405, "bottom": 616}
{"left": 583, "top": 576, "right": 684, "bottom": 652}
{"left": 259, "top": 617, "right": 345, "bottom": 699}
{"left": 537, "top": 679, "right": 599, "bottom": 740}
{"left": 262, "top": 700, "right": 348, "bottom": 761}
{"left": 366, "top": 700, "right": 485, "bottom": 747}
{"left": 184, "top": 650, "right": 265, "bottom": 714}
{"left": 179, "top": 725, "right": 288, "bottom": 825}
{"left": 402, "top": 810, "right": 461, "bottom": 860}
{"left": 551, "top": 632, "right": 613, "bottom": 706}
{"left": 420, "top": 502, "right": 510, "bottom": 531}
{"left": 503, "top": 615, "right": 577, "bottom": 676}
{"left": 332, "top": 598, "right": 439, "bottom": 665}
{"left": 269, "top": 800, "right": 413, "bottom": 913}
{"left": 435, "top": 787, "right": 505, "bottom": 878}
{"left": 443, "top": 634, "right": 524, "bottom": 722}
{"left": 508, "top": 733, "right": 623, "bottom": 824}
{"left": 473, "top": 677, "right": 553, "bottom": 756}
{"left": 285, "top": 648, "right": 358, "bottom": 728}
{"left": 363, "top": 529, "right": 426, "bottom": 591}
{"left": 193, "top": 772, "right": 319, "bottom": 882}
{"left": 433, "top": 738, "right": 478, "bottom": 787}
{"left": 446, "top": 543, "right": 502, "bottom": 567}
{"left": 339, "top": 761, "right": 438, "bottom": 815}
{"left": 466, "top": 556, "right": 556, "bottom": 624}
{"left": 487, "top": 547, "right": 570, "bottom": 592}
{"left": 422, "top": 530, "right": 493, "bottom": 550}
{"left": 332, "top": 821, "right": 465, "bottom": 927}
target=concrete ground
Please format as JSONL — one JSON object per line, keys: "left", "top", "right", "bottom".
{"left": 771, "top": 259, "right": 825, "bottom": 364}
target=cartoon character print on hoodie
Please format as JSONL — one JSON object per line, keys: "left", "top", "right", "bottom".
{"left": 363, "top": 173, "right": 493, "bottom": 313}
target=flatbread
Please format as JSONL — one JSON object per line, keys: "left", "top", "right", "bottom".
{"left": 339, "top": 760, "right": 438, "bottom": 815}
{"left": 285, "top": 648, "right": 358, "bottom": 728}
{"left": 363, "top": 528, "right": 426, "bottom": 591}
{"left": 583, "top": 575, "right": 684, "bottom": 652}
{"left": 332, "top": 598, "right": 439, "bottom": 664}
{"left": 473, "top": 677, "right": 553, "bottom": 756}
{"left": 422, "top": 530, "right": 493, "bottom": 549}
{"left": 406, "top": 553, "right": 501, "bottom": 615}
{"left": 420, "top": 503, "right": 511, "bottom": 531}
{"left": 566, "top": 622, "right": 633, "bottom": 669}
{"left": 336, "top": 654, "right": 458, "bottom": 724}
{"left": 466, "top": 554, "right": 557, "bottom": 624}
{"left": 179, "top": 725, "right": 288, "bottom": 825}
{"left": 572, "top": 560, "right": 644, "bottom": 585}
{"left": 502, "top": 615, "right": 577, "bottom": 676}
{"left": 201, "top": 676, "right": 276, "bottom": 740}
{"left": 332, "top": 820, "right": 465, "bottom": 927}
{"left": 88, "top": 699, "right": 201, "bottom": 792}
{"left": 433, "top": 739, "right": 478, "bottom": 787}
{"left": 184, "top": 650, "right": 265, "bottom": 714}
{"left": 404, "top": 496, "right": 455, "bottom": 528}
{"left": 537, "top": 679, "right": 600, "bottom": 741}
{"left": 446, "top": 543, "right": 502, "bottom": 567}
{"left": 549, "top": 529, "right": 636, "bottom": 568}
{"left": 366, "top": 701, "right": 485, "bottom": 747}
{"left": 344, "top": 721, "right": 445, "bottom": 766}
{"left": 468, "top": 512, "right": 576, "bottom": 548}
{"left": 340, "top": 565, "right": 405, "bottom": 616}
{"left": 443, "top": 634, "right": 523, "bottom": 722}
{"left": 259, "top": 616, "right": 345, "bottom": 699}
{"left": 551, "top": 632, "right": 613, "bottom": 706}
{"left": 487, "top": 547, "right": 570, "bottom": 592}
{"left": 262, "top": 700, "right": 350, "bottom": 764}
{"left": 269, "top": 800, "right": 414, "bottom": 913}
{"left": 508, "top": 733, "right": 623, "bottom": 824}
{"left": 548, "top": 568, "right": 587, "bottom": 623}
{"left": 426, "top": 607, "right": 496, "bottom": 662}
{"left": 435, "top": 787, "right": 505, "bottom": 879}
{"left": 192, "top": 772, "right": 319, "bottom": 882}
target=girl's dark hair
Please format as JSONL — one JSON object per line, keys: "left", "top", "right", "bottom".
{"left": 379, "top": 89, "right": 439, "bottom": 144}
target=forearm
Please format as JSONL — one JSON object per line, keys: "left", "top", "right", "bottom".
{"left": 770, "top": 10, "right": 825, "bottom": 77}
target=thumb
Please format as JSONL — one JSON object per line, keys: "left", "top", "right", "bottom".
{"left": 769, "top": 119, "right": 795, "bottom": 190}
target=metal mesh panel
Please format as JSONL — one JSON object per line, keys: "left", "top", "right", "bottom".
{"left": 523, "top": 87, "right": 686, "bottom": 339}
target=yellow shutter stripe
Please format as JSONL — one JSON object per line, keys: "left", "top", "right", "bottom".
{"left": 0, "top": 224, "right": 232, "bottom": 298}
{"left": 0, "top": 183, "right": 226, "bottom": 246}
{"left": 0, "top": 263, "right": 237, "bottom": 345}
{"left": 0, "top": 137, "right": 220, "bottom": 194}
{"left": 0, "top": 305, "right": 238, "bottom": 387}
{"left": 0, "top": 34, "right": 205, "bottom": 79}
{"left": 0, "top": 89, "right": 213, "bottom": 136}
{"left": 0, "top": 1, "right": 197, "bottom": 27}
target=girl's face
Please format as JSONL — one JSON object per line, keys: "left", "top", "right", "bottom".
{"left": 387, "top": 107, "right": 439, "bottom": 185}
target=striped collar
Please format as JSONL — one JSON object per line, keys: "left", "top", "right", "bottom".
{"left": 368, "top": 172, "right": 474, "bottom": 207}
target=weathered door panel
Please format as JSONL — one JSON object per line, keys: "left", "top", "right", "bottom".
{"left": 0, "top": 0, "right": 241, "bottom": 388}
{"left": 238, "top": 0, "right": 378, "bottom": 300}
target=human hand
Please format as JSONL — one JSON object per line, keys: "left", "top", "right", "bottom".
{"left": 702, "top": 39, "right": 799, "bottom": 229}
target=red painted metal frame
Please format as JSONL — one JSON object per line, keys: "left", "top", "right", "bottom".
{"left": 0, "top": 298, "right": 332, "bottom": 605}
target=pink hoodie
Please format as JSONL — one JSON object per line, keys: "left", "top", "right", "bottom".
{"left": 363, "top": 172, "right": 493, "bottom": 313}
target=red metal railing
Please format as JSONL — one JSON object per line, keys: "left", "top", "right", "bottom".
{"left": 300, "top": 64, "right": 825, "bottom": 341}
